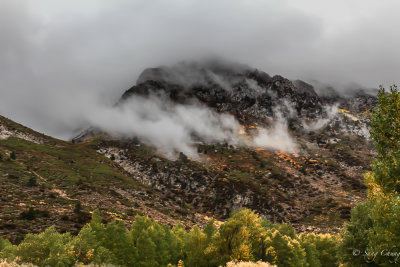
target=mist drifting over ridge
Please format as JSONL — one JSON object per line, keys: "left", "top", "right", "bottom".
{"left": 85, "top": 90, "right": 299, "bottom": 159}
{"left": 80, "top": 59, "right": 303, "bottom": 158}
{"left": 0, "top": 0, "right": 398, "bottom": 141}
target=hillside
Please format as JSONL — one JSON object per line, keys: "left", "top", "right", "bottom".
{"left": 0, "top": 62, "right": 378, "bottom": 244}
{"left": 0, "top": 115, "right": 210, "bottom": 243}
{"left": 74, "top": 61, "right": 377, "bottom": 232}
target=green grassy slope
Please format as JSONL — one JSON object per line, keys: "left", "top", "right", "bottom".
{"left": 0, "top": 116, "right": 190, "bottom": 243}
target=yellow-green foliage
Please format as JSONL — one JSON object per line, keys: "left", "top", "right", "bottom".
{"left": 0, "top": 209, "right": 339, "bottom": 267}
{"left": 0, "top": 259, "right": 37, "bottom": 267}
{"left": 300, "top": 233, "right": 339, "bottom": 267}
{"left": 225, "top": 261, "right": 276, "bottom": 267}
{"left": 264, "top": 224, "right": 307, "bottom": 267}
{"left": 340, "top": 86, "right": 400, "bottom": 266}
{"left": 370, "top": 85, "right": 400, "bottom": 193}
{"left": 3, "top": 226, "right": 74, "bottom": 266}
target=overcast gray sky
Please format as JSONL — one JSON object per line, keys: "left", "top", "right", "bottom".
{"left": 1, "top": 0, "right": 400, "bottom": 139}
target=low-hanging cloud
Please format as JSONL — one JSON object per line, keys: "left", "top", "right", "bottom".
{"left": 0, "top": 0, "right": 399, "bottom": 140}
{"left": 252, "top": 111, "right": 298, "bottom": 153}
{"left": 302, "top": 104, "right": 339, "bottom": 131}
{"left": 85, "top": 92, "right": 298, "bottom": 158}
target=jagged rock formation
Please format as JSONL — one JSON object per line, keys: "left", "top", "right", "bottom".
{"left": 73, "top": 60, "right": 377, "bottom": 233}
{"left": 121, "top": 61, "right": 324, "bottom": 124}
{"left": 0, "top": 61, "right": 379, "bottom": 244}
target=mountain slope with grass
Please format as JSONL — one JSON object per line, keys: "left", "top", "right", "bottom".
{"left": 0, "top": 115, "right": 209, "bottom": 244}
{"left": 0, "top": 62, "right": 378, "bottom": 246}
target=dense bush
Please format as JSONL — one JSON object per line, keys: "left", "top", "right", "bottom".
{"left": 0, "top": 209, "right": 338, "bottom": 267}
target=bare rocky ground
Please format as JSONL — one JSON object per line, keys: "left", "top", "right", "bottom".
{"left": 91, "top": 123, "right": 374, "bottom": 234}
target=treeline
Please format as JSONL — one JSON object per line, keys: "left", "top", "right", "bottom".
{"left": 0, "top": 208, "right": 338, "bottom": 267}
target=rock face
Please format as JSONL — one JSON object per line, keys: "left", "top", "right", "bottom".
{"left": 121, "top": 61, "right": 324, "bottom": 124}
{"left": 118, "top": 60, "right": 375, "bottom": 132}
{"left": 74, "top": 60, "right": 378, "bottom": 232}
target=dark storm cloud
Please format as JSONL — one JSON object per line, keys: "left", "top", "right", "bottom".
{"left": 0, "top": 0, "right": 399, "bottom": 139}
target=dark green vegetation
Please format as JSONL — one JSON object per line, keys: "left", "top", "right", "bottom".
{"left": 339, "top": 86, "right": 400, "bottom": 266}
{"left": 0, "top": 209, "right": 339, "bottom": 267}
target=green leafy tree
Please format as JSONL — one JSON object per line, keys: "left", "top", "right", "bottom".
{"left": 185, "top": 226, "right": 209, "bottom": 267}
{"left": 264, "top": 224, "right": 307, "bottom": 267}
{"left": 299, "top": 235, "right": 321, "bottom": 267}
{"left": 341, "top": 86, "right": 400, "bottom": 266}
{"left": 171, "top": 224, "right": 188, "bottom": 264}
{"left": 102, "top": 220, "right": 135, "bottom": 266}
{"left": 365, "top": 86, "right": 400, "bottom": 265}
{"left": 207, "top": 209, "right": 268, "bottom": 265}
{"left": 12, "top": 226, "right": 74, "bottom": 266}
{"left": 136, "top": 230, "right": 157, "bottom": 266}
{"left": 301, "top": 232, "right": 338, "bottom": 267}
{"left": 69, "top": 224, "right": 116, "bottom": 265}
{"left": 339, "top": 201, "right": 374, "bottom": 266}
{"left": 203, "top": 220, "right": 217, "bottom": 242}
{"left": 0, "top": 238, "right": 15, "bottom": 259}
{"left": 370, "top": 85, "right": 400, "bottom": 193}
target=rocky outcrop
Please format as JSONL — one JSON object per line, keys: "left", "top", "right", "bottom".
{"left": 121, "top": 61, "right": 325, "bottom": 124}
{"left": 73, "top": 60, "right": 378, "bottom": 232}
{"left": 0, "top": 122, "right": 44, "bottom": 144}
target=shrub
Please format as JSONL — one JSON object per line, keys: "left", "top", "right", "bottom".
{"left": 20, "top": 207, "right": 36, "bottom": 220}
{"left": 74, "top": 201, "right": 83, "bottom": 214}
{"left": 27, "top": 177, "right": 37, "bottom": 187}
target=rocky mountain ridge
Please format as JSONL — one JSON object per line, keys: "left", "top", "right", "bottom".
{"left": 73, "top": 61, "right": 377, "bottom": 233}
{"left": 0, "top": 61, "right": 378, "bottom": 244}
